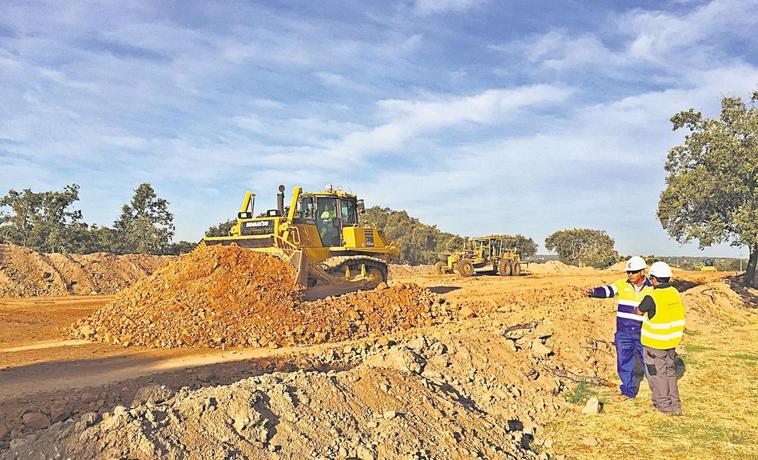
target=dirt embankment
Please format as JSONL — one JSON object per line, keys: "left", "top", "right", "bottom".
{"left": 71, "top": 246, "right": 457, "bottom": 350}
{"left": 0, "top": 244, "right": 174, "bottom": 297}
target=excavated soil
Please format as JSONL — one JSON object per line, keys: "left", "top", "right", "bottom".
{"left": 0, "top": 244, "right": 173, "bottom": 297}
{"left": 71, "top": 246, "right": 452, "bottom": 349}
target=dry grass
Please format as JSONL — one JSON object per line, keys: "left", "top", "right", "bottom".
{"left": 543, "top": 320, "right": 758, "bottom": 460}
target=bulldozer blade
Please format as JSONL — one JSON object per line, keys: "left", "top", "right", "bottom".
{"left": 287, "top": 249, "right": 309, "bottom": 287}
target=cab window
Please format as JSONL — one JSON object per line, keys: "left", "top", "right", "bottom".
{"left": 298, "top": 196, "right": 315, "bottom": 219}
{"left": 340, "top": 199, "right": 357, "bottom": 225}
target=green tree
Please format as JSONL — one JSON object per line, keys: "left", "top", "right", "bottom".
{"left": 0, "top": 184, "right": 90, "bottom": 253}
{"left": 658, "top": 93, "right": 758, "bottom": 287}
{"left": 360, "top": 207, "right": 449, "bottom": 264}
{"left": 205, "top": 219, "right": 237, "bottom": 237}
{"left": 491, "top": 234, "right": 538, "bottom": 258}
{"left": 113, "top": 184, "right": 175, "bottom": 254}
{"left": 545, "top": 228, "right": 618, "bottom": 268}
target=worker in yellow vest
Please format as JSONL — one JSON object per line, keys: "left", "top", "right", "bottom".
{"left": 586, "top": 256, "right": 653, "bottom": 398}
{"left": 635, "top": 261, "right": 686, "bottom": 415}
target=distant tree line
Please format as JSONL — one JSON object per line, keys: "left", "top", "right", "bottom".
{"left": 359, "top": 207, "right": 538, "bottom": 265}
{"left": 0, "top": 184, "right": 195, "bottom": 255}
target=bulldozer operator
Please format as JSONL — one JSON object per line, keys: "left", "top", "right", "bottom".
{"left": 318, "top": 200, "right": 341, "bottom": 246}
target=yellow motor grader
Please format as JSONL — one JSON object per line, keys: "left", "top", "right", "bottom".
{"left": 436, "top": 236, "right": 522, "bottom": 277}
{"left": 201, "top": 185, "right": 399, "bottom": 299}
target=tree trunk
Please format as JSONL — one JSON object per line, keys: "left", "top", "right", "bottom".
{"left": 745, "top": 244, "right": 758, "bottom": 288}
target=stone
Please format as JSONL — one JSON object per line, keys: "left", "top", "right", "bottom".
{"left": 22, "top": 411, "right": 51, "bottom": 430}
{"left": 356, "top": 444, "right": 376, "bottom": 460}
{"left": 80, "top": 411, "right": 101, "bottom": 428}
{"left": 0, "top": 423, "right": 9, "bottom": 440}
{"left": 383, "top": 410, "right": 398, "bottom": 419}
{"left": 374, "top": 282, "right": 388, "bottom": 291}
{"left": 581, "top": 397, "right": 602, "bottom": 415}
{"left": 78, "top": 324, "right": 96, "bottom": 339}
{"left": 133, "top": 384, "right": 173, "bottom": 405}
{"left": 197, "top": 369, "right": 217, "bottom": 382}
{"left": 377, "top": 336, "right": 393, "bottom": 347}
{"left": 459, "top": 306, "right": 476, "bottom": 319}
{"left": 407, "top": 336, "right": 428, "bottom": 352}
{"left": 364, "top": 347, "right": 425, "bottom": 375}
{"left": 531, "top": 341, "right": 552, "bottom": 358}
{"left": 581, "top": 436, "right": 600, "bottom": 447}
{"left": 49, "top": 401, "right": 71, "bottom": 422}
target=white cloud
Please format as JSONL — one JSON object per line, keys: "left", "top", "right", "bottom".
{"left": 414, "top": 0, "right": 484, "bottom": 15}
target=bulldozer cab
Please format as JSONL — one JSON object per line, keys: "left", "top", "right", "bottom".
{"left": 298, "top": 193, "right": 358, "bottom": 247}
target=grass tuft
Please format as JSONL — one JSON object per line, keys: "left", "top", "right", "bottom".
{"left": 684, "top": 344, "right": 715, "bottom": 352}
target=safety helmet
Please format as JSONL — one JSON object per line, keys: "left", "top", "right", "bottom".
{"left": 649, "top": 261, "right": 673, "bottom": 278}
{"left": 625, "top": 256, "right": 647, "bottom": 272}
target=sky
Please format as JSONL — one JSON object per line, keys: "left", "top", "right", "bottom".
{"left": 1, "top": 0, "right": 756, "bottom": 257}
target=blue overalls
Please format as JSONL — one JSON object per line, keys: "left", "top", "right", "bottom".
{"left": 591, "top": 278, "right": 653, "bottom": 397}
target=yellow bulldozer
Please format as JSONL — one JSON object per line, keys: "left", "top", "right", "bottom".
{"left": 201, "top": 185, "right": 400, "bottom": 299}
{"left": 435, "top": 236, "right": 522, "bottom": 277}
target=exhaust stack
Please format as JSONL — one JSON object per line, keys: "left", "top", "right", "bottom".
{"left": 277, "top": 184, "right": 285, "bottom": 216}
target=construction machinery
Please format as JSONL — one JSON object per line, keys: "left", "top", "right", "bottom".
{"left": 435, "top": 236, "right": 522, "bottom": 277}
{"left": 699, "top": 258, "right": 717, "bottom": 272}
{"left": 201, "top": 185, "right": 400, "bottom": 299}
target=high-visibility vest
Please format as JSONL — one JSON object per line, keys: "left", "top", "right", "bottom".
{"left": 641, "top": 286, "right": 686, "bottom": 349}
{"left": 606, "top": 279, "right": 654, "bottom": 333}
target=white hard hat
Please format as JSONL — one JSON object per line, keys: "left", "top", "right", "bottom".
{"left": 625, "top": 256, "right": 647, "bottom": 272}
{"left": 650, "top": 261, "right": 673, "bottom": 278}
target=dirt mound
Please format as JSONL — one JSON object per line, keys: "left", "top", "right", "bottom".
{"left": 4, "top": 332, "right": 559, "bottom": 459}
{"left": 72, "top": 246, "right": 451, "bottom": 349}
{"left": 528, "top": 260, "right": 597, "bottom": 275}
{"left": 604, "top": 260, "right": 628, "bottom": 271}
{"left": 0, "top": 244, "right": 173, "bottom": 297}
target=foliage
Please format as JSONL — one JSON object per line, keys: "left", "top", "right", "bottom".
{"left": 544, "top": 228, "right": 618, "bottom": 268}
{"left": 658, "top": 93, "right": 758, "bottom": 286}
{"left": 489, "top": 234, "right": 538, "bottom": 258}
{"left": 205, "top": 219, "right": 237, "bottom": 237}
{"left": 0, "top": 184, "right": 91, "bottom": 253}
{"left": 112, "top": 184, "right": 175, "bottom": 254}
{"left": 165, "top": 240, "right": 197, "bottom": 255}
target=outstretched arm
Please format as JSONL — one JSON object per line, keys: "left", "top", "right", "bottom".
{"left": 586, "top": 283, "right": 618, "bottom": 298}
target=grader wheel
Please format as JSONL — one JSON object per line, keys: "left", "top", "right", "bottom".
{"left": 434, "top": 261, "right": 447, "bottom": 275}
{"left": 499, "top": 259, "right": 513, "bottom": 276}
{"left": 456, "top": 260, "right": 474, "bottom": 277}
{"left": 512, "top": 261, "right": 521, "bottom": 276}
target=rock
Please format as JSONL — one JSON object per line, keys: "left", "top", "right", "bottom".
{"left": 374, "top": 282, "right": 388, "bottom": 291}
{"left": 80, "top": 391, "right": 97, "bottom": 403}
{"left": 113, "top": 406, "right": 128, "bottom": 416}
{"left": 80, "top": 411, "right": 101, "bottom": 428}
{"left": 505, "top": 329, "right": 526, "bottom": 340}
{"left": 531, "top": 341, "right": 552, "bottom": 358}
{"left": 49, "top": 401, "right": 71, "bottom": 422}
{"left": 459, "top": 306, "right": 476, "bottom": 319}
{"left": 505, "top": 340, "right": 518, "bottom": 352}
{"left": 133, "top": 384, "right": 173, "bottom": 405}
{"left": 428, "top": 342, "right": 448, "bottom": 356}
{"left": 78, "top": 324, "right": 96, "bottom": 339}
{"left": 407, "top": 336, "right": 428, "bottom": 352}
{"left": 22, "top": 411, "right": 51, "bottom": 430}
{"left": 581, "top": 397, "right": 602, "bottom": 414}
{"left": 0, "top": 423, "right": 9, "bottom": 440}
{"left": 383, "top": 410, "right": 398, "bottom": 419}
{"left": 356, "top": 444, "right": 376, "bottom": 460}
{"left": 364, "top": 347, "right": 425, "bottom": 374}
{"left": 377, "top": 336, "right": 393, "bottom": 347}
{"left": 197, "top": 369, "right": 217, "bottom": 382}
{"left": 581, "top": 436, "right": 600, "bottom": 447}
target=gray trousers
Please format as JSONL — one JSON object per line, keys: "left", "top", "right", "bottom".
{"left": 642, "top": 346, "right": 681, "bottom": 414}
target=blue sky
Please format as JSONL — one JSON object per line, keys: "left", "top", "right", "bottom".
{"left": 1, "top": 0, "right": 756, "bottom": 257}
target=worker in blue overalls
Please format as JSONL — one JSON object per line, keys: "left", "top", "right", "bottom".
{"left": 586, "top": 256, "right": 653, "bottom": 398}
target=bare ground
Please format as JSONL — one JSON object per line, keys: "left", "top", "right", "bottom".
{"left": 0, "top": 263, "right": 755, "bottom": 459}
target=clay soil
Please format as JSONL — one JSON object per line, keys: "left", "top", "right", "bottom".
{"left": 0, "top": 257, "right": 755, "bottom": 459}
